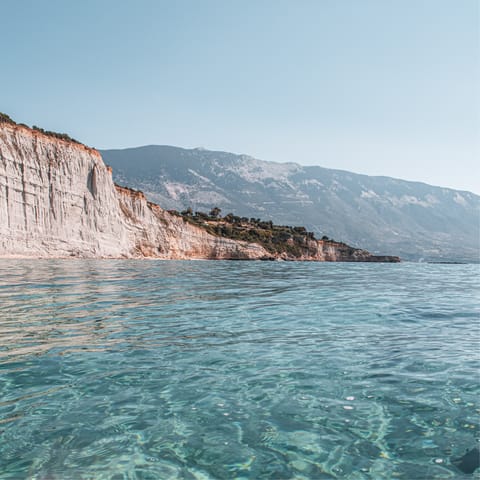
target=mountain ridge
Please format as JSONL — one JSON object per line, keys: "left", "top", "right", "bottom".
{"left": 102, "top": 144, "right": 478, "bottom": 195}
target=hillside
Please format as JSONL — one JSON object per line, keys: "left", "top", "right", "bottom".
{"left": 101, "top": 145, "right": 480, "bottom": 261}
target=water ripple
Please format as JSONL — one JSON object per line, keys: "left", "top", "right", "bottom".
{"left": 0, "top": 260, "right": 479, "bottom": 479}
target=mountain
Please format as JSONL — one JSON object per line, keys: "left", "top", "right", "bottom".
{"left": 0, "top": 117, "right": 397, "bottom": 262}
{"left": 100, "top": 145, "right": 480, "bottom": 262}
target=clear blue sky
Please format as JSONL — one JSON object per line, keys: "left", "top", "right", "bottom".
{"left": 2, "top": 0, "right": 479, "bottom": 193}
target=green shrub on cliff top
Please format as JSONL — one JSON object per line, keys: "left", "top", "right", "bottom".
{"left": 177, "top": 207, "right": 324, "bottom": 258}
{"left": 32, "top": 125, "right": 80, "bottom": 144}
{"left": 0, "top": 112, "right": 16, "bottom": 124}
{"left": 0, "top": 112, "right": 80, "bottom": 145}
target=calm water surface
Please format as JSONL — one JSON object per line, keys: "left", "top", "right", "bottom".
{"left": 0, "top": 261, "right": 479, "bottom": 479}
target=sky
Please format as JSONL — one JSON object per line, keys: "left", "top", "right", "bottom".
{"left": 1, "top": 0, "right": 479, "bottom": 193}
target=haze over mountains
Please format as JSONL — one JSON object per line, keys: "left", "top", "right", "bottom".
{"left": 101, "top": 146, "right": 480, "bottom": 262}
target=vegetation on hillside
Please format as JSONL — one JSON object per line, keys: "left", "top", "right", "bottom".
{"left": 168, "top": 206, "right": 337, "bottom": 257}
{"left": 31, "top": 125, "right": 80, "bottom": 144}
{"left": 0, "top": 112, "right": 16, "bottom": 124}
{"left": 0, "top": 112, "right": 80, "bottom": 144}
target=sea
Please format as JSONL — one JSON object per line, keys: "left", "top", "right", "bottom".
{"left": 0, "top": 260, "right": 478, "bottom": 479}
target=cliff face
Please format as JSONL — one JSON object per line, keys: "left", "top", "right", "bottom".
{"left": 114, "top": 184, "right": 269, "bottom": 259}
{"left": 0, "top": 123, "right": 399, "bottom": 261}
{"left": 0, "top": 124, "right": 127, "bottom": 257}
{"left": 0, "top": 123, "right": 270, "bottom": 259}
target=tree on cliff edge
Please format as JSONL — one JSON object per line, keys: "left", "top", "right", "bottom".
{"left": 210, "top": 207, "right": 222, "bottom": 218}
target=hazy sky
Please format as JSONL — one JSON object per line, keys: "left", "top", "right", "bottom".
{"left": 2, "top": 0, "right": 479, "bottom": 193}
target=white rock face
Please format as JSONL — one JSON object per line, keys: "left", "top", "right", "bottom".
{"left": 0, "top": 123, "right": 269, "bottom": 259}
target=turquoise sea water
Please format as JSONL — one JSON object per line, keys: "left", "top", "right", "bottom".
{"left": 0, "top": 260, "right": 479, "bottom": 479}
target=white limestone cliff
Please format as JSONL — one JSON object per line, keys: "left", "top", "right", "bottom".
{"left": 0, "top": 123, "right": 269, "bottom": 259}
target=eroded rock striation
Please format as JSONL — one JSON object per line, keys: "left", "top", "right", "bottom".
{"left": 0, "top": 121, "right": 399, "bottom": 261}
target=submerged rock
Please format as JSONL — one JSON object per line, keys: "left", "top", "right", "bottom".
{"left": 453, "top": 447, "right": 480, "bottom": 474}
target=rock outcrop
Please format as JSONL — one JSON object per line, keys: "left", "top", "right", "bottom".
{"left": 0, "top": 121, "right": 399, "bottom": 262}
